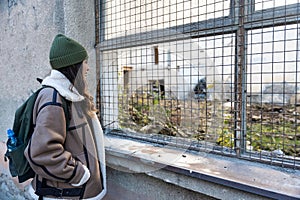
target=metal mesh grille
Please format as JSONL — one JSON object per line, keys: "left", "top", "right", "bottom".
{"left": 96, "top": 0, "right": 300, "bottom": 169}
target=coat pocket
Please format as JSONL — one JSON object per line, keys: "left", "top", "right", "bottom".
{"left": 75, "top": 152, "right": 88, "bottom": 167}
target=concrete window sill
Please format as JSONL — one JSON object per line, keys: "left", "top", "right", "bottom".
{"left": 104, "top": 135, "right": 300, "bottom": 200}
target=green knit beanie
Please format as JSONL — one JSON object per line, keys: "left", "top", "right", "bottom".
{"left": 49, "top": 34, "right": 88, "bottom": 69}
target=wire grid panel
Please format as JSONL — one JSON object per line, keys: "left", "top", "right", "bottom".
{"left": 102, "top": 0, "right": 231, "bottom": 40}
{"left": 98, "top": 0, "right": 300, "bottom": 168}
{"left": 246, "top": 24, "right": 300, "bottom": 166}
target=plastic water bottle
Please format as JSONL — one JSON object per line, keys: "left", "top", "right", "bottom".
{"left": 7, "top": 129, "right": 18, "bottom": 152}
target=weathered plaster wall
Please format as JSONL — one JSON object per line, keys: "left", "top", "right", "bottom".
{"left": 0, "top": 0, "right": 96, "bottom": 141}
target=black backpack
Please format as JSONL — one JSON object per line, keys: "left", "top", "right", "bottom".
{"left": 4, "top": 86, "right": 69, "bottom": 183}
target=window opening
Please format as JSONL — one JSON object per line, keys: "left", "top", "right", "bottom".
{"left": 97, "top": 0, "right": 300, "bottom": 169}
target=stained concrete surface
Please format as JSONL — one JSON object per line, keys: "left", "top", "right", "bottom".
{"left": 0, "top": 142, "right": 34, "bottom": 200}
{"left": 105, "top": 135, "right": 300, "bottom": 200}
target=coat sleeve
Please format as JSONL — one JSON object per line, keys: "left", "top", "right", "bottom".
{"left": 24, "top": 91, "right": 86, "bottom": 184}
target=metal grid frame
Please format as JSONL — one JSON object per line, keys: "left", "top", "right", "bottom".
{"left": 95, "top": 0, "right": 300, "bottom": 169}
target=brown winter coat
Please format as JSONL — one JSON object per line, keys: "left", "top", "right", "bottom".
{"left": 24, "top": 87, "right": 104, "bottom": 199}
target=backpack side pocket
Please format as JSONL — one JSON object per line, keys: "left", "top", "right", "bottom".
{"left": 5, "top": 143, "right": 29, "bottom": 177}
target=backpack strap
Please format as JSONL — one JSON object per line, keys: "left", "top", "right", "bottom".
{"left": 39, "top": 86, "right": 70, "bottom": 129}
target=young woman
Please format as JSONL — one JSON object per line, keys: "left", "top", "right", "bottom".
{"left": 25, "top": 34, "right": 106, "bottom": 199}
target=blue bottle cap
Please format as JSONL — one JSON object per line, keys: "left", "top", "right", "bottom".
{"left": 7, "top": 129, "right": 14, "bottom": 137}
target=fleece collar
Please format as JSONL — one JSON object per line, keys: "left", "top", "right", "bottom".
{"left": 42, "top": 70, "right": 84, "bottom": 102}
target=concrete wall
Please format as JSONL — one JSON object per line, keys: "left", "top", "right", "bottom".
{"left": 105, "top": 166, "right": 216, "bottom": 200}
{"left": 0, "top": 0, "right": 96, "bottom": 141}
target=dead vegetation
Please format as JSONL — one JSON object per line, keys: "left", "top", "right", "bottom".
{"left": 118, "top": 91, "right": 300, "bottom": 157}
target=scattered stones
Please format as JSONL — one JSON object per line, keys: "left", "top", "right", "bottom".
{"left": 271, "top": 149, "right": 285, "bottom": 157}
{"left": 0, "top": 174, "right": 34, "bottom": 200}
